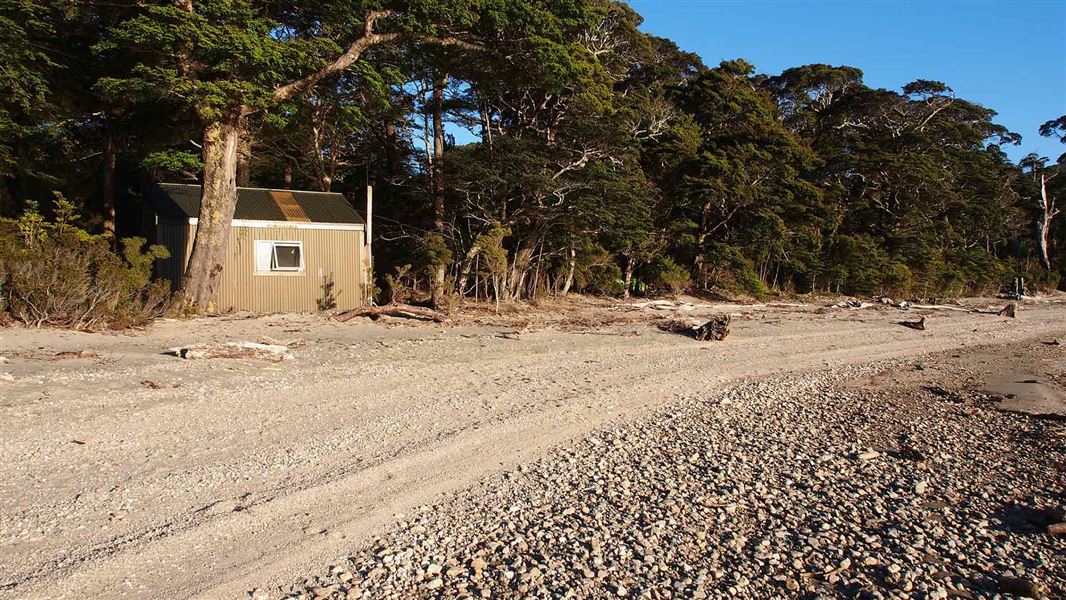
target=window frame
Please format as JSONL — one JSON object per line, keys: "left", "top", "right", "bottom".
{"left": 254, "top": 240, "right": 305, "bottom": 275}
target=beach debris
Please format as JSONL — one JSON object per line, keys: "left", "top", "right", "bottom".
{"left": 998, "top": 302, "right": 1017, "bottom": 318}
{"left": 828, "top": 299, "right": 875, "bottom": 310}
{"left": 166, "top": 342, "right": 293, "bottom": 362}
{"left": 334, "top": 303, "right": 446, "bottom": 323}
{"left": 141, "top": 380, "right": 182, "bottom": 389}
{"left": 899, "top": 317, "right": 926, "bottom": 331}
{"left": 695, "top": 315, "right": 731, "bottom": 341}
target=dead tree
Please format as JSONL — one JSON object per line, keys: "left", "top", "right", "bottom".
{"left": 1037, "top": 173, "right": 1061, "bottom": 273}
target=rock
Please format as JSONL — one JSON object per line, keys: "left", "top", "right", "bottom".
{"left": 857, "top": 450, "right": 881, "bottom": 461}
{"left": 997, "top": 575, "right": 1044, "bottom": 598}
{"left": 424, "top": 577, "right": 443, "bottom": 590}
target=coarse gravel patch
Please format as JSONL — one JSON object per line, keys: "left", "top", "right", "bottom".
{"left": 279, "top": 358, "right": 1065, "bottom": 600}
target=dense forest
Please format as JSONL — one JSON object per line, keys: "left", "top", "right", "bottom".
{"left": 2, "top": 0, "right": 1063, "bottom": 317}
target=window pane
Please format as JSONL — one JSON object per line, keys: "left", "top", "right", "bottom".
{"left": 273, "top": 244, "right": 301, "bottom": 269}
{"left": 254, "top": 241, "right": 272, "bottom": 271}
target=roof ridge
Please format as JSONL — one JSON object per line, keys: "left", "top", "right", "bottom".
{"left": 158, "top": 182, "right": 346, "bottom": 196}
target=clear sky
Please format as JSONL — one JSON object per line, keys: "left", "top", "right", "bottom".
{"left": 630, "top": 0, "right": 1066, "bottom": 162}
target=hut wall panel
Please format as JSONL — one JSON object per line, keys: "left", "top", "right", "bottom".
{"left": 170, "top": 223, "right": 364, "bottom": 313}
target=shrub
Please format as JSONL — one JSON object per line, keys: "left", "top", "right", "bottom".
{"left": 881, "top": 261, "right": 914, "bottom": 296}
{"left": 705, "top": 243, "right": 766, "bottom": 297}
{"left": 0, "top": 197, "right": 170, "bottom": 329}
{"left": 653, "top": 257, "right": 691, "bottom": 297}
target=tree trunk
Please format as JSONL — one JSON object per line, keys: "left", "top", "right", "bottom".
{"left": 1038, "top": 174, "right": 1059, "bottom": 273}
{"left": 430, "top": 73, "right": 449, "bottom": 307}
{"left": 691, "top": 199, "right": 714, "bottom": 288}
{"left": 236, "top": 129, "right": 252, "bottom": 187}
{"left": 560, "top": 245, "right": 576, "bottom": 295}
{"left": 432, "top": 73, "right": 448, "bottom": 231}
{"left": 622, "top": 254, "right": 634, "bottom": 300}
{"left": 479, "top": 100, "right": 493, "bottom": 146}
{"left": 508, "top": 242, "right": 536, "bottom": 299}
{"left": 180, "top": 116, "right": 242, "bottom": 311}
{"left": 384, "top": 119, "right": 401, "bottom": 181}
{"left": 457, "top": 244, "right": 481, "bottom": 297}
{"left": 101, "top": 111, "right": 117, "bottom": 238}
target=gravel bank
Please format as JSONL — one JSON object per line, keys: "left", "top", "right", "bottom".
{"left": 281, "top": 352, "right": 1065, "bottom": 600}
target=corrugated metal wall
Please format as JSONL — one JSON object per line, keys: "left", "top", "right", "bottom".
{"left": 156, "top": 222, "right": 365, "bottom": 313}
{"left": 156, "top": 221, "right": 192, "bottom": 294}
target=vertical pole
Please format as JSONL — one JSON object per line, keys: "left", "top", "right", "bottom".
{"left": 365, "top": 184, "right": 374, "bottom": 305}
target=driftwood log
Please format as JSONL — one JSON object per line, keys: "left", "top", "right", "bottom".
{"left": 167, "top": 342, "right": 293, "bottom": 361}
{"left": 334, "top": 303, "right": 446, "bottom": 323}
{"left": 695, "top": 315, "right": 731, "bottom": 341}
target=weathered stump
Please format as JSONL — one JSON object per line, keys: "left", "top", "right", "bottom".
{"left": 695, "top": 315, "right": 731, "bottom": 341}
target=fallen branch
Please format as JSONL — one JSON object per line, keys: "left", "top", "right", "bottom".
{"left": 909, "top": 304, "right": 971, "bottom": 313}
{"left": 334, "top": 304, "right": 446, "bottom": 323}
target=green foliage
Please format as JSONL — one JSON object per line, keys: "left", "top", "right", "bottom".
{"left": 0, "top": 197, "right": 170, "bottom": 328}
{"left": 651, "top": 257, "right": 690, "bottom": 297}
{"left": 573, "top": 244, "right": 624, "bottom": 296}
{"left": 142, "top": 150, "right": 203, "bottom": 180}
{"left": 383, "top": 264, "right": 414, "bottom": 304}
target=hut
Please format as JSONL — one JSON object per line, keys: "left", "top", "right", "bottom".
{"left": 150, "top": 183, "right": 371, "bottom": 313}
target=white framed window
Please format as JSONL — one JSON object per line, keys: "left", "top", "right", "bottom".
{"left": 255, "top": 240, "right": 304, "bottom": 273}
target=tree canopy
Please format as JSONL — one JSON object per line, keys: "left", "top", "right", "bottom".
{"left": 2, "top": 0, "right": 1061, "bottom": 307}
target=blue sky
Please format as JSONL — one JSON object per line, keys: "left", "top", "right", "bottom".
{"left": 630, "top": 0, "right": 1066, "bottom": 161}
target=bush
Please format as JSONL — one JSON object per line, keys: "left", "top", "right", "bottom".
{"left": 652, "top": 257, "right": 691, "bottom": 297}
{"left": 0, "top": 197, "right": 170, "bottom": 329}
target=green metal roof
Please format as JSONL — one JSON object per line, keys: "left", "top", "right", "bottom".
{"left": 151, "top": 183, "right": 365, "bottom": 225}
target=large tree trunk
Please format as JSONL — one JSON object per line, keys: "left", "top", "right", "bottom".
{"left": 180, "top": 116, "right": 242, "bottom": 311}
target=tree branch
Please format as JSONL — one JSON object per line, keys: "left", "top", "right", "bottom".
{"left": 273, "top": 11, "right": 399, "bottom": 103}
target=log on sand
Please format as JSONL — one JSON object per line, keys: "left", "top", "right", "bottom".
{"left": 167, "top": 342, "right": 293, "bottom": 361}
{"left": 334, "top": 304, "right": 446, "bottom": 323}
